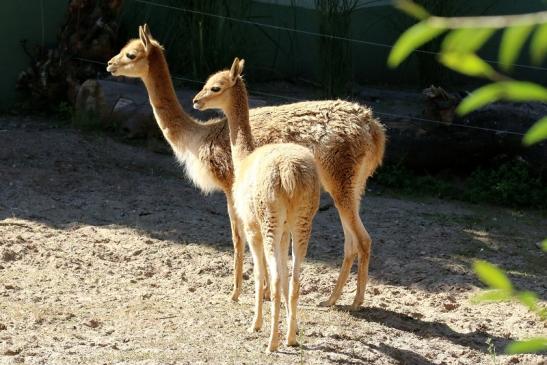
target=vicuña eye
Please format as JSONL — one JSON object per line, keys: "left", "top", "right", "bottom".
{"left": 126, "top": 53, "right": 136, "bottom": 60}
{"left": 211, "top": 86, "right": 221, "bottom": 92}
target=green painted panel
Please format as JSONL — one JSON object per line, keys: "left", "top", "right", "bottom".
{"left": 118, "top": 0, "right": 547, "bottom": 91}
{"left": 0, "top": 0, "right": 67, "bottom": 109}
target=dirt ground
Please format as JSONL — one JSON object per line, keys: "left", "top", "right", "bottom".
{"left": 0, "top": 116, "right": 546, "bottom": 365}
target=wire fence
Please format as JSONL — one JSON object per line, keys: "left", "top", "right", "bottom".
{"left": 132, "top": 0, "right": 547, "bottom": 72}
{"left": 74, "top": 56, "right": 527, "bottom": 137}
{"left": 70, "top": 0, "right": 547, "bottom": 138}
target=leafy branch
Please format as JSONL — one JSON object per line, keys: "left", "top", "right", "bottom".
{"left": 471, "top": 260, "right": 547, "bottom": 354}
{"left": 388, "top": 0, "right": 547, "bottom": 355}
{"left": 388, "top": 0, "right": 547, "bottom": 146}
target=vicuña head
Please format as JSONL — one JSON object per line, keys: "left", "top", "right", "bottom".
{"left": 192, "top": 58, "right": 245, "bottom": 111}
{"left": 106, "top": 24, "right": 162, "bottom": 78}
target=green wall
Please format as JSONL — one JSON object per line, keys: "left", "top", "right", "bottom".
{"left": 0, "top": 0, "right": 67, "bottom": 110}
{"left": 1, "top": 0, "right": 546, "bottom": 109}
{"left": 119, "top": 0, "right": 547, "bottom": 89}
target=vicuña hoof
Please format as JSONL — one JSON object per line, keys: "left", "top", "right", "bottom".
{"left": 287, "top": 338, "right": 299, "bottom": 347}
{"left": 318, "top": 299, "right": 335, "bottom": 307}
{"left": 267, "top": 340, "right": 280, "bottom": 353}
{"left": 350, "top": 301, "right": 363, "bottom": 312}
{"left": 230, "top": 289, "right": 240, "bottom": 302}
{"left": 248, "top": 319, "right": 262, "bottom": 333}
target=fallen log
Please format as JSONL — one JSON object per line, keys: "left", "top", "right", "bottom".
{"left": 360, "top": 87, "right": 547, "bottom": 173}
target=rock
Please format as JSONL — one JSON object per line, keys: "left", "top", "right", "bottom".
{"left": 1, "top": 249, "right": 18, "bottom": 262}
{"left": 4, "top": 348, "right": 21, "bottom": 356}
{"left": 83, "top": 319, "right": 101, "bottom": 329}
{"left": 0, "top": 323, "right": 6, "bottom": 330}
{"left": 443, "top": 302, "right": 459, "bottom": 311}
{"left": 367, "top": 83, "right": 547, "bottom": 173}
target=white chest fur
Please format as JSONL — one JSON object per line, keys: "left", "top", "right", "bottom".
{"left": 175, "top": 149, "right": 222, "bottom": 194}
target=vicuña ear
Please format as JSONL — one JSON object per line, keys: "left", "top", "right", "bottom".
{"left": 237, "top": 59, "right": 245, "bottom": 76}
{"left": 139, "top": 24, "right": 151, "bottom": 52}
{"left": 143, "top": 23, "right": 152, "bottom": 40}
{"left": 229, "top": 57, "right": 240, "bottom": 83}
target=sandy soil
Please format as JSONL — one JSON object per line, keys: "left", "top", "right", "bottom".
{"left": 0, "top": 116, "right": 546, "bottom": 365}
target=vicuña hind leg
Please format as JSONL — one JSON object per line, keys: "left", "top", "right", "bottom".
{"left": 321, "top": 189, "right": 371, "bottom": 310}
{"left": 262, "top": 253, "right": 271, "bottom": 301}
{"left": 287, "top": 218, "right": 311, "bottom": 347}
{"left": 279, "top": 231, "right": 290, "bottom": 321}
{"left": 351, "top": 213, "right": 371, "bottom": 310}
{"left": 319, "top": 210, "right": 356, "bottom": 307}
{"left": 262, "top": 222, "right": 284, "bottom": 352}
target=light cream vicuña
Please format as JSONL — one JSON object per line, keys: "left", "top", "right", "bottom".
{"left": 107, "top": 24, "right": 386, "bottom": 310}
{"left": 193, "top": 58, "right": 319, "bottom": 352}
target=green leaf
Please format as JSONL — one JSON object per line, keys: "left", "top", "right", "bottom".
{"left": 530, "top": 23, "right": 547, "bottom": 65}
{"left": 439, "top": 52, "right": 496, "bottom": 78}
{"left": 458, "top": 81, "right": 547, "bottom": 115}
{"left": 542, "top": 239, "right": 547, "bottom": 252}
{"left": 499, "top": 25, "right": 534, "bottom": 71}
{"left": 516, "top": 291, "right": 538, "bottom": 312}
{"left": 394, "top": 0, "right": 430, "bottom": 20}
{"left": 442, "top": 28, "right": 495, "bottom": 54}
{"left": 471, "top": 289, "right": 512, "bottom": 303}
{"left": 473, "top": 260, "right": 513, "bottom": 291}
{"left": 388, "top": 22, "right": 445, "bottom": 68}
{"left": 505, "top": 338, "right": 547, "bottom": 354}
{"left": 523, "top": 116, "right": 547, "bottom": 145}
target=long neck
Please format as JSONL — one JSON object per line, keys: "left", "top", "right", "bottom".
{"left": 141, "top": 46, "right": 199, "bottom": 144}
{"left": 224, "top": 78, "right": 254, "bottom": 168}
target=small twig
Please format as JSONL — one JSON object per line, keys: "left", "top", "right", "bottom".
{"left": 428, "top": 11, "right": 547, "bottom": 29}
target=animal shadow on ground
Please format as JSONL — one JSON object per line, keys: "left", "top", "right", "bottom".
{"left": 369, "top": 343, "right": 436, "bottom": 365}
{"left": 344, "top": 306, "right": 512, "bottom": 354}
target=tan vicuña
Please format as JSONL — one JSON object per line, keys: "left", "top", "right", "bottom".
{"left": 107, "top": 24, "right": 386, "bottom": 310}
{"left": 194, "top": 57, "right": 319, "bottom": 352}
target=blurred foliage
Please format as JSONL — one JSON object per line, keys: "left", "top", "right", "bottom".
{"left": 388, "top": 1, "right": 547, "bottom": 355}
{"left": 390, "top": 1, "right": 497, "bottom": 86}
{"left": 464, "top": 161, "right": 547, "bottom": 207}
{"left": 131, "top": 0, "right": 253, "bottom": 80}
{"left": 374, "top": 160, "right": 547, "bottom": 209}
{"left": 389, "top": 0, "right": 547, "bottom": 146}
{"left": 55, "top": 101, "right": 75, "bottom": 122}
{"left": 472, "top": 260, "right": 547, "bottom": 354}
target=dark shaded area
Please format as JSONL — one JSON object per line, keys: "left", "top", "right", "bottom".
{"left": 349, "top": 307, "right": 512, "bottom": 354}
{"left": 369, "top": 343, "right": 436, "bottom": 365}
{"left": 1, "top": 117, "right": 545, "bottom": 296}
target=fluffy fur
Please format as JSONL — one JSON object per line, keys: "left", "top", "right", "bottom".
{"left": 107, "top": 24, "right": 386, "bottom": 310}
{"left": 194, "top": 58, "right": 320, "bottom": 352}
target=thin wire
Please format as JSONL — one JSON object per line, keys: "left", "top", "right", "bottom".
{"left": 132, "top": 0, "right": 547, "bottom": 72}
{"left": 73, "top": 56, "right": 526, "bottom": 137}
{"left": 374, "top": 111, "right": 526, "bottom": 136}
{"left": 74, "top": 57, "right": 106, "bottom": 66}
